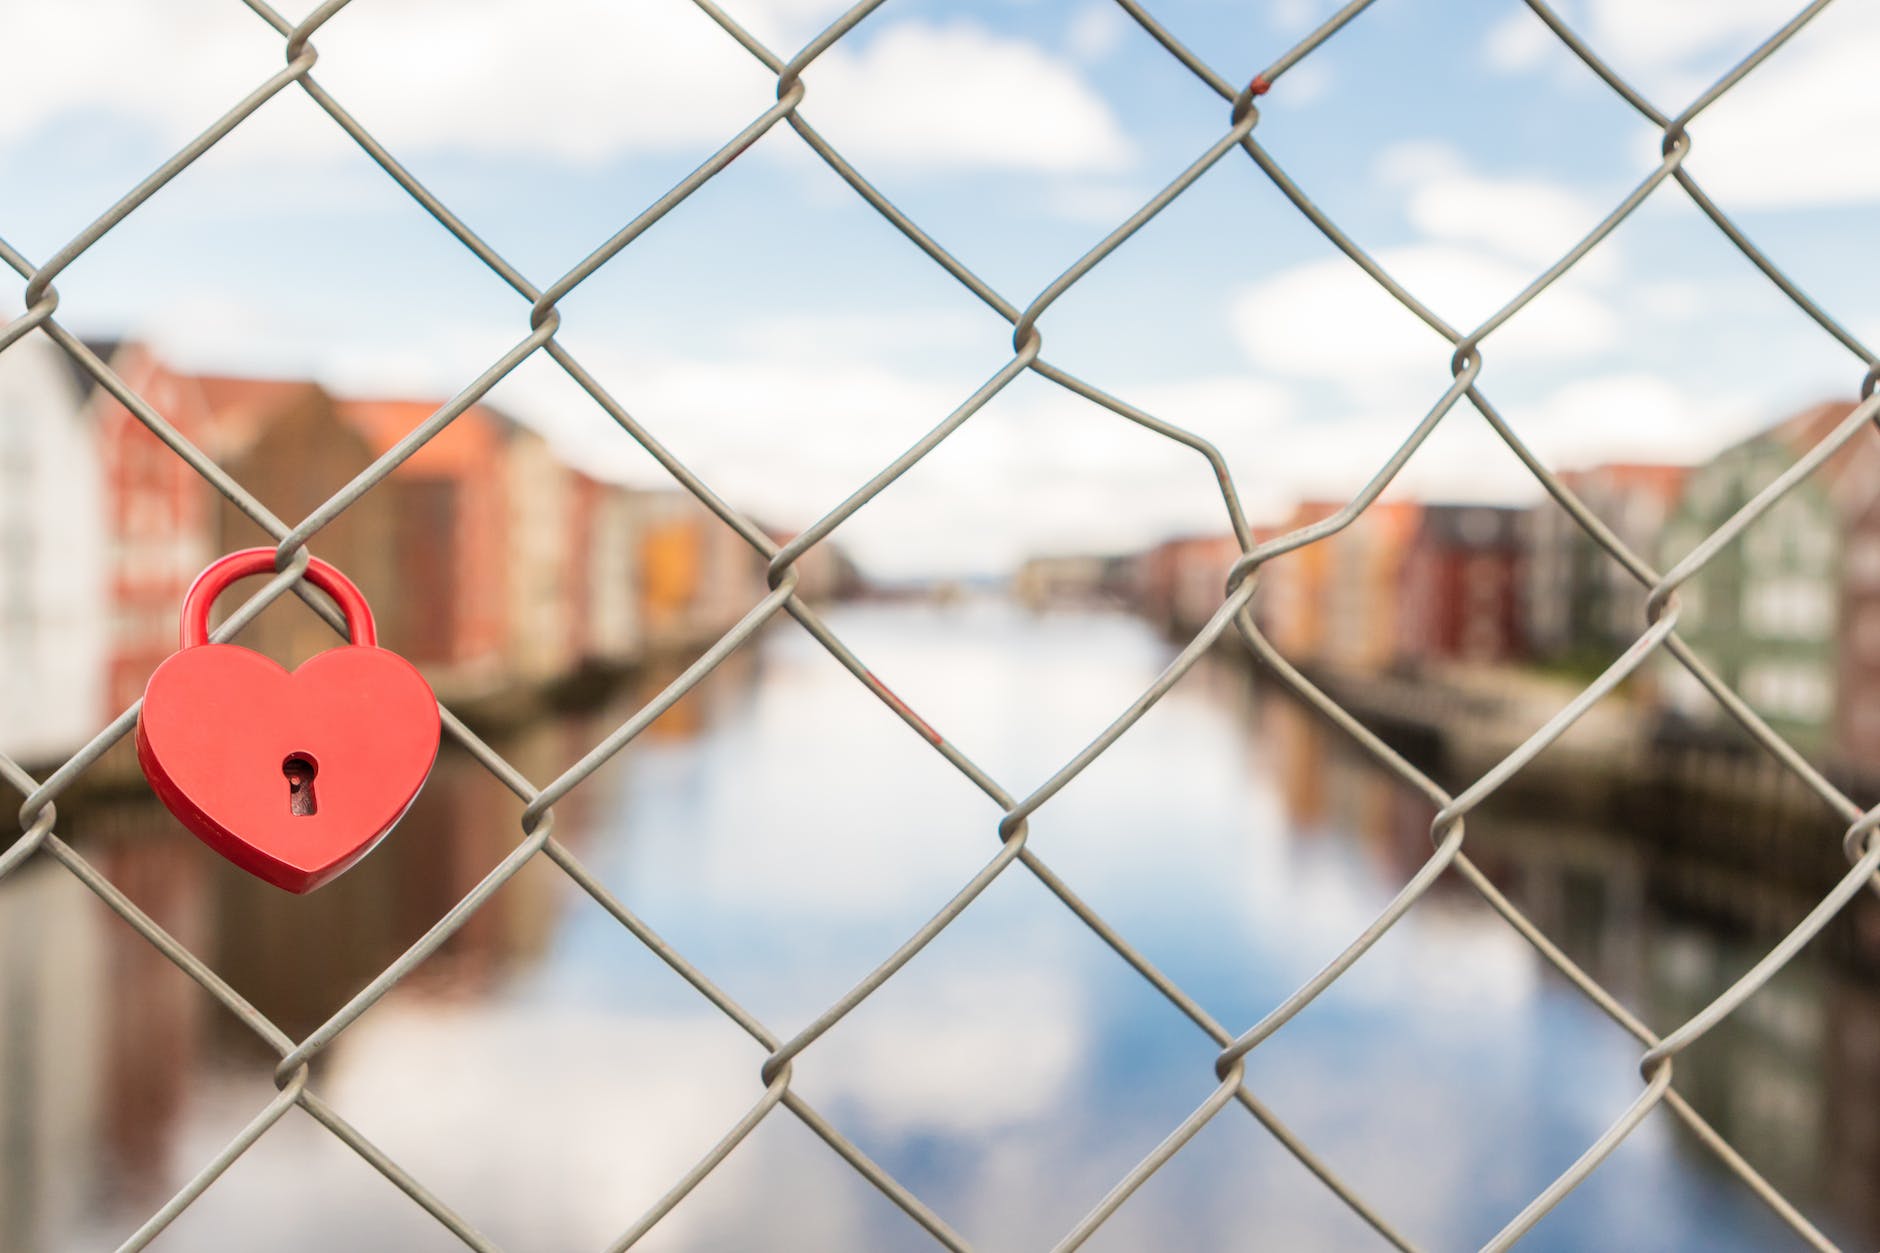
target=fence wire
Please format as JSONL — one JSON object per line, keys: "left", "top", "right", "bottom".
{"left": 3, "top": 0, "right": 1879, "bottom": 1248}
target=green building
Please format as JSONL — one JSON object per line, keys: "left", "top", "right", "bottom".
{"left": 1658, "top": 401, "right": 1865, "bottom": 757}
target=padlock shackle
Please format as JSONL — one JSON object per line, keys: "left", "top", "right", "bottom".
{"left": 181, "top": 548, "right": 377, "bottom": 649}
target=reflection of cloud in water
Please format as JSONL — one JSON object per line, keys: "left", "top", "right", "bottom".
{"left": 807, "top": 966, "right": 1086, "bottom": 1137}
{"left": 1327, "top": 901, "right": 1543, "bottom": 1015}
{"left": 128, "top": 961, "right": 1087, "bottom": 1251}
{"left": 127, "top": 1007, "right": 810, "bottom": 1251}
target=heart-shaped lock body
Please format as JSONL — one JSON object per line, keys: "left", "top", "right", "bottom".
{"left": 135, "top": 549, "right": 441, "bottom": 893}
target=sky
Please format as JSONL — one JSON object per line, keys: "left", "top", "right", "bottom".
{"left": 2, "top": 0, "right": 1877, "bottom": 577}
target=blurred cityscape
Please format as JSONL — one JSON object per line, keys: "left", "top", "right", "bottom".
{"left": 1021, "top": 396, "right": 1880, "bottom": 787}
{"left": 6, "top": 333, "right": 1875, "bottom": 894}
{"left": 0, "top": 334, "right": 862, "bottom": 772}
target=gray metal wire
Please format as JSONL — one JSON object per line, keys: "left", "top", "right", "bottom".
{"left": 1, "top": 0, "right": 1876, "bottom": 1248}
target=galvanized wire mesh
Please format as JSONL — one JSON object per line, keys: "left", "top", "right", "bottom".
{"left": 4, "top": 0, "right": 1879, "bottom": 1248}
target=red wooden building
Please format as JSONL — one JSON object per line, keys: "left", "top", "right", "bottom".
{"left": 1397, "top": 504, "right": 1528, "bottom": 665}
{"left": 90, "top": 345, "right": 225, "bottom": 713}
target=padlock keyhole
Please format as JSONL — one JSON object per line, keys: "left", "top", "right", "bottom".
{"left": 283, "top": 754, "right": 319, "bottom": 817}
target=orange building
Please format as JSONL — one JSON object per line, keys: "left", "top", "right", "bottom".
{"left": 635, "top": 493, "right": 765, "bottom": 652}
{"left": 1258, "top": 500, "right": 1422, "bottom": 672}
{"left": 1260, "top": 501, "right": 1341, "bottom": 662}
{"left": 1324, "top": 500, "right": 1422, "bottom": 672}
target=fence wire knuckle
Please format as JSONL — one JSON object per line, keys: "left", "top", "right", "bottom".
{"left": 0, "top": 0, "right": 1874, "bottom": 1246}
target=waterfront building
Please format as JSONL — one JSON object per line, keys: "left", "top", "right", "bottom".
{"left": 1525, "top": 463, "right": 1688, "bottom": 665}
{"left": 503, "top": 425, "right": 578, "bottom": 686}
{"left": 768, "top": 525, "right": 864, "bottom": 607}
{"left": 1256, "top": 500, "right": 1422, "bottom": 673}
{"left": 0, "top": 335, "right": 107, "bottom": 764}
{"left": 88, "top": 344, "right": 227, "bottom": 716}
{"left": 567, "top": 472, "right": 642, "bottom": 671}
{"left": 1134, "top": 533, "right": 1243, "bottom": 637}
{"left": 200, "top": 376, "right": 398, "bottom": 671}
{"left": 634, "top": 492, "right": 767, "bottom": 652}
{"left": 1397, "top": 504, "right": 1527, "bottom": 665}
{"left": 1322, "top": 500, "right": 1422, "bottom": 672}
{"left": 1260, "top": 501, "right": 1341, "bottom": 662}
{"left": 1658, "top": 400, "right": 1869, "bottom": 758}
{"left": 1012, "top": 552, "right": 1126, "bottom": 611}
{"left": 338, "top": 397, "right": 513, "bottom": 694}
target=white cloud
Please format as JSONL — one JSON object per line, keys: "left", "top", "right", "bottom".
{"left": 726, "top": 307, "right": 990, "bottom": 360}
{"left": 1171, "top": 341, "right": 1795, "bottom": 514}
{"left": 1066, "top": 3, "right": 1128, "bottom": 62}
{"left": 1496, "top": 371, "right": 1764, "bottom": 468}
{"left": 0, "top": 0, "right": 1134, "bottom": 177}
{"left": 1480, "top": 10, "right": 1554, "bottom": 74}
{"left": 1230, "top": 244, "right": 1619, "bottom": 387}
{"left": 1684, "top": 4, "right": 1880, "bottom": 208}
{"left": 806, "top": 21, "right": 1135, "bottom": 173}
{"left": 1269, "top": 58, "right": 1334, "bottom": 108}
{"left": 1479, "top": 0, "right": 1880, "bottom": 209}
{"left": 1241, "top": 371, "right": 1763, "bottom": 511}
{"left": 128, "top": 1006, "right": 868, "bottom": 1251}
{"left": 1041, "top": 178, "right": 1157, "bottom": 225}
{"left": 1379, "top": 141, "right": 1606, "bottom": 268}
{"left": 517, "top": 342, "right": 1284, "bottom": 577}
{"left": 1130, "top": 374, "right": 1296, "bottom": 434}
{"left": 1268, "top": 0, "right": 1335, "bottom": 36}
{"left": 811, "top": 966, "right": 1086, "bottom": 1135}
{"left": 120, "top": 283, "right": 1293, "bottom": 578}
{"left": 1573, "top": 0, "right": 1801, "bottom": 75}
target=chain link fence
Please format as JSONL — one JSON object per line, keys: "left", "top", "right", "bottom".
{"left": 4, "top": 0, "right": 1879, "bottom": 1248}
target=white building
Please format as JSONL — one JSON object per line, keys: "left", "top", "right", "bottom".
{"left": 0, "top": 336, "right": 106, "bottom": 766}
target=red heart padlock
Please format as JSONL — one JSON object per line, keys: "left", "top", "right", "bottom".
{"left": 135, "top": 549, "right": 441, "bottom": 893}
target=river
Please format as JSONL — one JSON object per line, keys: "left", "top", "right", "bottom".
{"left": 3, "top": 600, "right": 1876, "bottom": 1252}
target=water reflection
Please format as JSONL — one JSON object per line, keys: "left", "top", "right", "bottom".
{"left": 3, "top": 602, "right": 1876, "bottom": 1251}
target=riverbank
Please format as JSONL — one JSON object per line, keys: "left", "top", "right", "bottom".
{"left": 1256, "top": 656, "right": 1880, "bottom": 975}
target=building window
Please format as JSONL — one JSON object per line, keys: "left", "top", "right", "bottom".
{"left": 1741, "top": 662, "right": 1832, "bottom": 723}
{"left": 1743, "top": 578, "right": 1833, "bottom": 640}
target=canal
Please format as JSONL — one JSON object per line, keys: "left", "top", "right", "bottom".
{"left": 3, "top": 601, "right": 1876, "bottom": 1251}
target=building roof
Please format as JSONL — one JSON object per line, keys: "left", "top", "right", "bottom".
{"left": 191, "top": 374, "right": 330, "bottom": 447}
{"left": 1759, "top": 398, "right": 1860, "bottom": 461}
{"left": 1577, "top": 461, "right": 1689, "bottom": 501}
{"left": 1726, "top": 399, "right": 1880, "bottom": 516}
{"left": 337, "top": 396, "right": 513, "bottom": 475}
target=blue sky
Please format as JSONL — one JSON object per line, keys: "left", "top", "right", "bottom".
{"left": 3, "top": 0, "right": 1877, "bottom": 575}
